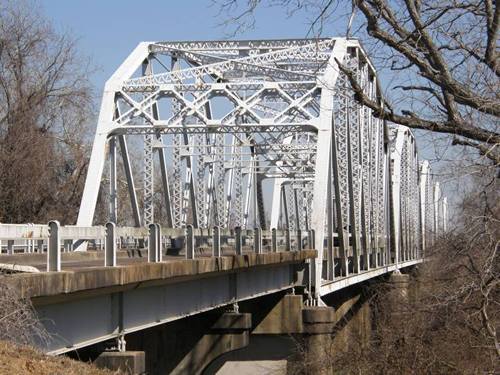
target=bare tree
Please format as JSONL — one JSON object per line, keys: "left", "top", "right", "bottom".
{"left": 289, "top": 176, "right": 498, "bottom": 373}
{"left": 216, "top": 0, "right": 500, "bottom": 167}
{"left": 0, "top": 0, "right": 94, "bottom": 224}
{"left": 0, "top": 274, "right": 48, "bottom": 346}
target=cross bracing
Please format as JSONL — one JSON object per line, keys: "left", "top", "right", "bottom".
{"left": 77, "top": 38, "right": 447, "bottom": 300}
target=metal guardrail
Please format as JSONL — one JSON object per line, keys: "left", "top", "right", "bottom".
{"left": 0, "top": 222, "right": 316, "bottom": 272}
{"left": 0, "top": 222, "right": 413, "bottom": 295}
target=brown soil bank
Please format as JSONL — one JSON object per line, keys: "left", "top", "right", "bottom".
{"left": 0, "top": 341, "right": 118, "bottom": 375}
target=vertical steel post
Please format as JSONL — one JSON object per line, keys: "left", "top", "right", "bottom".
{"left": 285, "top": 228, "right": 291, "bottom": 251}
{"left": 310, "top": 229, "right": 316, "bottom": 249}
{"left": 109, "top": 136, "right": 118, "bottom": 223}
{"left": 156, "top": 223, "right": 162, "bottom": 262}
{"left": 105, "top": 222, "right": 116, "bottom": 267}
{"left": 118, "top": 135, "right": 141, "bottom": 227}
{"left": 48, "top": 221, "right": 61, "bottom": 272}
{"left": 332, "top": 116, "right": 348, "bottom": 277}
{"left": 271, "top": 228, "right": 277, "bottom": 253}
{"left": 311, "top": 39, "right": 346, "bottom": 299}
{"left": 296, "top": 229, "right": 302, "bottom": 251}
{"left": 148, "top": 223, "right": 158, "bottom": 263}
{"left": 213, "top": 226, "right": 221, "bottom": 257}
{"left": 235, "top": 226, "right": 242, "bottom": 255}
{"left": 254, "top": 227, "right": 262, "bottom": 254}
{"left": 327, "top": 148, "right": 334, "bottom": 279}
{"left": 185, "top": 224, "right": 194, "bottom": 259}
{"left": 307, "top": 229, "right": 314, "bottom": 249}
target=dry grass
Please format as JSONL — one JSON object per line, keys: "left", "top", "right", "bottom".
{"left": 0, "top": 341, "right": 120, "bottom": 375}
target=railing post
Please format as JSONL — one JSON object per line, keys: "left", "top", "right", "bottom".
{"left": 213, "top": 226, "right": 221, "bottom": 257}
{"left": 105, "top": 222, "right": 117, "bottom": 267}
{"left": 156, "top": 223, "right": 162, "bottom": 262}
{"left": 309, "top": 229, "right": 315, "bottom": 249}
{"left": 285, "top": 228, "right": 291, "bottom": 251}
{"left": 37, "top": 239, "right": 44, "bottom": 253}
{"left": 271, "top": 228, "right": 277, "bottom": 252}
{"left": 148, "top": 223, "right": 159, "bottom": 263}
{"left": 48, "top": 220, "right": 61, "bottom": 272}
{"left": 64, "top": 239, "right": 73, "bottom": 253}
{"left": 296, "top": 229, "right": 302, "bottom": 251}
{"left": 185, "top": 224, "right": 194, "bottom": 259}
{"left": 7, "top": 240, "right": 14, "bottom": 255}
{"left": 254, "top": 227, "right": 262, "bottom": 254}
{"left": 235, "top": 226, "right": 242, "bottom": 255}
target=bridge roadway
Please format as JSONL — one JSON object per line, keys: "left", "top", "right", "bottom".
{"left": 0, "top": 248, "right": 267, "bottom": 271}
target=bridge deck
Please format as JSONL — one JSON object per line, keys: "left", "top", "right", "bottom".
{"left": 0, "top": 247, "right": 269, "bottom": 272}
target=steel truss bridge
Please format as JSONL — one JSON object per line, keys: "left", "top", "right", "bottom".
{"left": 70, "top": 37, "right": 447, "bottom": 300}
{"left": 0, "top": 38, "right": 449, "bottom": 356}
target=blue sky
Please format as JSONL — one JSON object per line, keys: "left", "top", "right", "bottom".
{"left": 39, "top": 0, "right": 347, "bottom": 90}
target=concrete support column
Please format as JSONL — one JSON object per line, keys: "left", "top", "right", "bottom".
{"left": 300, "top": 307, "right": 336, "bottom": 375}
{"left": 388, "top": 272, "right": 410, "bottom": 308}
{"left": 386, "top": 272, "right": 411, "bottom": 339}
{"left": 171, "top": 312, "right": 252, "bottom": 375}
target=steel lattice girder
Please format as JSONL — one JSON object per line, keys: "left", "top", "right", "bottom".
{"left": 77, "top": 38, "right": 430, "bottom": 299}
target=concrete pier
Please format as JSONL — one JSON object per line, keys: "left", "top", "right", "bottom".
{"left": 95, "top": 351, "right": 145, "bottom": 375}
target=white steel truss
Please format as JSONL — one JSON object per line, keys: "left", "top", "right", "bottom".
{"left": 77, "top": 38, "right": 446, "bottom": 300}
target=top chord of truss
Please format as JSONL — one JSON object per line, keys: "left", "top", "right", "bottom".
{"left": 122, "top": 38, "right": 347, "bottom": 91}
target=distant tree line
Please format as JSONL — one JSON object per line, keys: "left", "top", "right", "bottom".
{"left": 0, "top": 0, "right": 94, "bottom": 224}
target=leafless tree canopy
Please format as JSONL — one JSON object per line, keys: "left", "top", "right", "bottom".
{"left": 216, "top": 0, "right": 500, "bottom": 166}
{"left": 0, "top": 0, "right": 93, "bottom": 224}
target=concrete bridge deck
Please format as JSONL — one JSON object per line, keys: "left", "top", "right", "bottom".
{"left": 0, "top": 247, "right": 271, "bottom": 272}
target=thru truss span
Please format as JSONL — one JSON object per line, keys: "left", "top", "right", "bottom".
{"left": 77, "top": 38, "right": 447, "bottom": 300}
